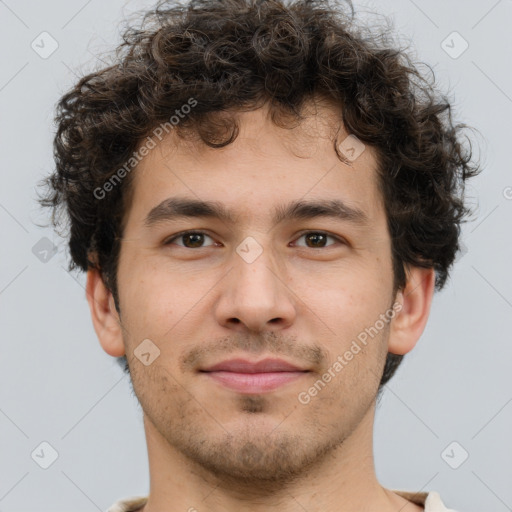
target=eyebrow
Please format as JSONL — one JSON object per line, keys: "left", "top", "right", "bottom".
{"left": 144, "top": 196, "right": 369, "bottom": 228}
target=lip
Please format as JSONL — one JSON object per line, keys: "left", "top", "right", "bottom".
{"left": 201, "top": 357, "right": 306, "bottom": 373}
{"left": 200, "top": 358, "right": 310, "bottom": 394}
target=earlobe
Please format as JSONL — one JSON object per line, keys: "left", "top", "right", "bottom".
{"left": 85, "top": 268, "right": 126, "bottom": 357}
{"left": 388, "top": 266, "right": 436, "bottom": 355}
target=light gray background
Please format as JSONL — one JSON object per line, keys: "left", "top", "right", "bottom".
{"left": 0, "top": 0, "right": 511, "bottom": 511}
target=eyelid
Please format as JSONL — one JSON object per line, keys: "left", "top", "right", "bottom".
{"left": 164, "top": 230, "right": 217, "bottom": 247}
{"left": 164, "top": 230, "right": 347, "bottom": 248}
{"left": 291, "top": 230, "right": 346, "bottom": 248}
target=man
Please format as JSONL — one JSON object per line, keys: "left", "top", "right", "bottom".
{"left": 39, "top": 0, "right": 480, "bottom": 510}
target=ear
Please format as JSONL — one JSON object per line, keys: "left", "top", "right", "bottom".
{"left": 85, "top": 267, "right": 125, "bottom": 357}
{"left": 388, "top": 266, "right": 436, "bottom": 355}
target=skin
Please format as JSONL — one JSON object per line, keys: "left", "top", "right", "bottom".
{"left": 86, "top": 98, "right": 435, "bottom": 512}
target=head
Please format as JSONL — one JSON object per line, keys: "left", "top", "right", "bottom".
{"left": 39, "top": 0, "right": 479, "bottom": 484}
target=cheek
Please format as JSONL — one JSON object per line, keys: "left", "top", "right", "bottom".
{"left": 118, "top": 262, "right": 224, "bottom": 370}
{"left": 118, "top": 263, "right": 181, "bottom": 341}
{"left": 290, "top": 262, "right": 392, "bottom": 332}
{"left": 129, "top": 359, "right": 189, "bottom": 422}
{"left": 292, "top": 269, "right": 392, "bottom": 394}
{"left": 296, "top": 333, "right": 386, "bottom": 432}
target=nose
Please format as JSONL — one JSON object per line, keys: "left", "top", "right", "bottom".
{"left": 213, "top": 241, "right": 297, "bottom": 333}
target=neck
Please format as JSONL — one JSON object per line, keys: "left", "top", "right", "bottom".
{"left": 138, "top": 403, "right": 422, "bottom": 512}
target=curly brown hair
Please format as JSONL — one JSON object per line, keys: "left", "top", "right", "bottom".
{"left": 38, "top": 0, "right": 481, "bottom": 389}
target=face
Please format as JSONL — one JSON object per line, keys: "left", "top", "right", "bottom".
{"left": 112, "top": 99, "right": 398, "bottom": 484}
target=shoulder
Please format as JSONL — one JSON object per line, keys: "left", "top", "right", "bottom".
{"left": 106, "top": 495, "right": 148, "bottom": 512}
{"left": 393, "top": 490, "right": 459, "bottom": 511}
{"left": 424, "top": 491, "right": 459, "bottom": 512}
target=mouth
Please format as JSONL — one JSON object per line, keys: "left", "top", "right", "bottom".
{"left": 199, "top": 358, "right": 310, "bottom": 394}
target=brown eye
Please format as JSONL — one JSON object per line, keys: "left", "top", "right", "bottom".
{"left": 294, "top": 231, "right": 341, "bottom": 248}
{"left": 165, "top": 231, "right": 215, "bottom": 248}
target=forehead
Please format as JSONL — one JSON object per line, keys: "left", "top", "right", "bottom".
{"left": 123, "top": 100, "right": 384, "bottom": 232}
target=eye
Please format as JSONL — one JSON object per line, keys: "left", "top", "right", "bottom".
{"left": 163, "top": 230, "right": 345, "bottom": 250}
{"left": 293, "top": 231, "right": 344, "bottom": 249}
{"left": 164, "top": 231, "right": 217, "bottom": 249}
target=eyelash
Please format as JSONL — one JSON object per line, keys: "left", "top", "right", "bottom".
{"left": 164, "top": 230, "right": 345, "bottom": 249}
